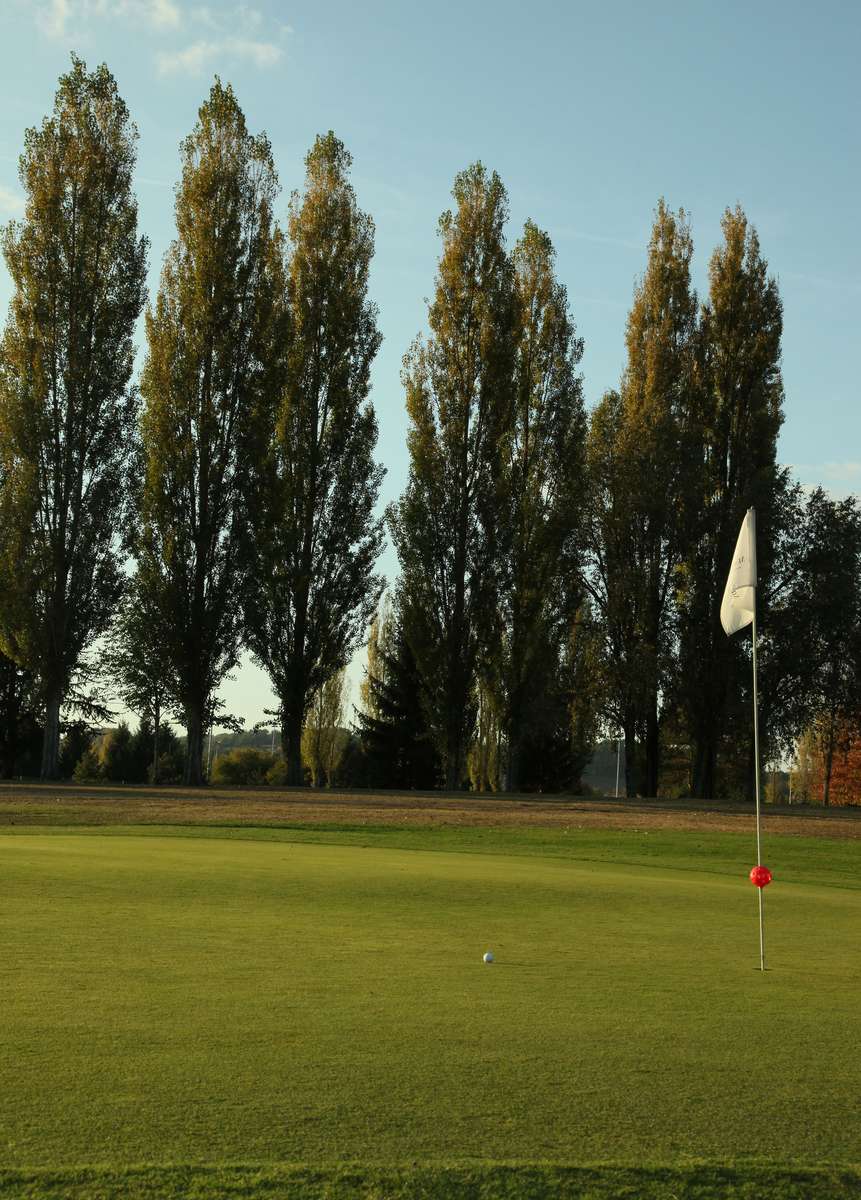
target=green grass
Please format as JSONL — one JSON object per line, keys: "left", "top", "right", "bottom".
{"left": 2, "top": 1162, "right": 861, "bottom": 1199}
{"left": 1, "top": 823, "right": 859, "bottom": 1197}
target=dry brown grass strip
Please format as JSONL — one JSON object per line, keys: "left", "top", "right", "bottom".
{"left": 1, "top": 780, "right": 859, "bottom": 838}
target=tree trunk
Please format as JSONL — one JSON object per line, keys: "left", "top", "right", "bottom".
{"left": 184, "top": 701, "right": 205, "bottom": 786}
{"left": 623, "top": 713, "right": 637, "bottom": 797}
{"left": 152, "top": 700, "right": 160, "bottom": 785}
{"left": 40, "top": 680, "right": 63, "bottom": 780}
{"left": 645, "top": 703, "right": 660, "bottom": 798}
{"left": 282, "top": 711, "right": 303, "bottom": 786}
{"left": 823, "top": 723, "right": 835, "bottom": 807}
{"left": 505, "top": 731, "right": 522, "bottom": 794}
{"left": 444, "top": 733, "right": 461, "bottom": 791}
{"left": 691, "top": 735, "right": 716, "bottom": 801}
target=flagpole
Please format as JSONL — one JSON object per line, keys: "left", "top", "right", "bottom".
{"left": 751, "top": 519, "right": 765, "bottom": 973}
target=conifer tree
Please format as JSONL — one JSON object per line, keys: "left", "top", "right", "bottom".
{"left": 355, "top": 592, "right": 440, "bottom": 790}
{"left": 137, "top": 80, "right": 280, "bottom": 785}
{"left": 101, "top": 580, "right": 179, "bottom": 783}
{"left": 242, "top": 133, "right": 385, "bottom": 785}
{"left": 0, "top": 56, "right": 147, "bottom": 777}
{"left": 391, "top": 163, "right": 518, "bottom": 789}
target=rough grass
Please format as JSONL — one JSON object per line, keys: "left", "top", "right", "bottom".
{"left": 1, "top": 779, "right": 859, "bottom": 838}
{"left": 2, "top": 805, "right": 859, "bottom": 1198}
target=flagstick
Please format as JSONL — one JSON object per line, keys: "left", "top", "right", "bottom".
{"left": 752, "top": 592, "right": 765, "bottom": 972}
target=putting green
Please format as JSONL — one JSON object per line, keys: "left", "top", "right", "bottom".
{"left": 1, "top": 829, "right": 859, "bottom": 1176}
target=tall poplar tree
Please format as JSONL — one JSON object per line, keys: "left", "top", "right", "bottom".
{"left": 0, "top": 56, "right": 147, "bottom": 778}
{"left": 241, "top": 133, "right": 385, "bottom": 784}
{"left": 676, "top": 206, "right": 784, "bottom": 797}
{"left": 585, "top": 390, "right": 647, "bottom": 794}
{"left": 586, "top": 203, "right": 698, "bottom": 795}
{"left": 391, "top": 163, "right": 518, "bottom": 789}
{"left": 492, "top": 220, "right": 587, "bottom": 791}
{"left": 138, "top": 80, "right": 280, "bottom": 785}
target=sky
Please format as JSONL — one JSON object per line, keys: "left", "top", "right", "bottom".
{"left": 0, "top": 0, "right": 859, "bottom": 734}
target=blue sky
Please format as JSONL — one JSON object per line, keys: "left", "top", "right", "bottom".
{"left": 0, "top": 0, "right": 858, "bottom": 732}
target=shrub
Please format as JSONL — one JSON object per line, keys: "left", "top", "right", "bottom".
{"left": 73, "top": 745, "right": 104, "bottom": 782}
{"left": 211, "top": 747, "right": 276, "bottom": 786}
{"left": 265, "top": 757, "right": 290, "bottom": 786}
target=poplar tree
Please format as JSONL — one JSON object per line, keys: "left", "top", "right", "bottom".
{"left": 391, "top": 163, "right": 518, "bottom": 789}
{"left": 241, "top": 132, "right": 385, "bottom": 785}
{"left": 137, "top": 80, "right": 280, "bottom": 785}
{"left": 676, "top": 207, "right": 784, "bottom": 797}
{"left": 584, "top": 390, "right": 655, "bottom": 794}
{"left": 586, "top": 203, "right": 698, "bottom": 795}
{"left": 0, "top": 56, "right": 147, "bottom": 777}
{"left": 301, "top": 668, "right": 347, "bottom": 787}
{"left": 492, "top": 220, "right": 587, "bottom": 791}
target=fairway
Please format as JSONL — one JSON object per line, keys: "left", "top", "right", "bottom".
{"left": 2, "top": 818, "right": 860, "bottom": 1200}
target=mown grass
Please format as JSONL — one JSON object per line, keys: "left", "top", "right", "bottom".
{"left": 1, "top": 822, "right": 858, "bottom": 1197}
{"left": 2, "top": 1161, "right": 861, "bottom": 1199}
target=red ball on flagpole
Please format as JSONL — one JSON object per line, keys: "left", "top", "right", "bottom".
{"left": 749, "top": 865, "right": 772, "bottom": 888}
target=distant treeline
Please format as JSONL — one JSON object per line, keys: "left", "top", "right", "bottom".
{"left": 1, "top": 56, "right": 859, "bottom": 801}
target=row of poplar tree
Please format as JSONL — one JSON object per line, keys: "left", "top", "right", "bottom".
{"left": 1, "top": 57, "right": 859, "bottom": 796}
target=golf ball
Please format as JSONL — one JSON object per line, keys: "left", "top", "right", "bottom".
{"left": 483, "top": 951, "right": 494, "bottom": 964}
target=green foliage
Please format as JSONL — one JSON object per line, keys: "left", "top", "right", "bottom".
{"left": 355, "top": 592, "right": 441, "bottom": 789}
{"left": 101, "top": 582, "right": 180, "bottom": 727}
{"left": 99, "top": 721, "right": 135, "bottom": 782}
{"left": 301, "top": 669, "right": 348, "bottom": 787}
{"left": 241, "top": 131, "right": 385, "bottom": 785}
{"left": 137, "top": 80, "right": 281, "bottom": 785}
{"left": 211, "top": 746, "right": 276, "bottom": 786}
{"left": 391, "top": 163, "right": 518, "bottom": 788}
{"left": 489, "top": 220, "right": 589, "bottom": 792}
{"left": 676, "top": 205, "right": 786, "bottom": 798}
{"left": 0, "top": 55, "right": 147, "bottom": 777}
{"left": 71, "top": 744, "right": 103, "bottom": 783}
{"left": 0, "top": 652, "right": 41, "bottom": 778}
{"left": 57, "top": 720, "right": 94, "bottom": 780}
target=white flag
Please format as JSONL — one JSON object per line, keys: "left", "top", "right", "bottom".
{"left": 721, "top": 508, "right": 757, "bottom": 635}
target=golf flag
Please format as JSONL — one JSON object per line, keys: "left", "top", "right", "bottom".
{"left": 720, "top": 508, "right": 757, "bottom": 635}
{"left": 721, "top": 506, "right": 768, "bottom": 971}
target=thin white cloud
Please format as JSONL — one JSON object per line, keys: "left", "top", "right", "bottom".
{"left": 36, "top": 0, "right": 181, "bottom": 36}
{"left": 37, "top": 0, "right": 71, "bottom": 37}
{"left": 156, "top": 39, "right": 216, "bottom": 74}
{"left": 32, "top": 0, "right": 287, "bottom": 75}
{"left": 824, "top": 461, "right": 861, "bottom": 478}
{"left": 157, "top": 34, "right": 282, "bottom": 75}
{"left": 0, "top": 184, "right": 25, "bottom": 217}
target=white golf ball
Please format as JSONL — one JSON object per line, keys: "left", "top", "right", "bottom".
{"left": 483, "top": 951, "right": 494, "bottom": 964}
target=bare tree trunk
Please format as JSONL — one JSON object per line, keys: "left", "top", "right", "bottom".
{"left": 823, "top": 720, "right": 836, "bottom": 807}
{"left": 282, "top": 711, "right": 303, "bottom": 786}
{"left": 645, "top": 702, "right": 660, "bottom": 797}
{"left": 152, "top": 700, "right": 161, "bottom": 785}
{"left": 40, "top": 680, "right": 63, "bottom": 780}
{"left": 184, "top": 701, "right": 205, "bottom": 786}
{"left": 623, "top": 713, "right": 638, "bottom": 797}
